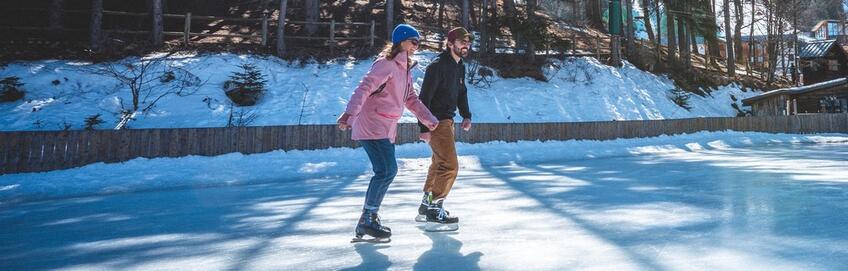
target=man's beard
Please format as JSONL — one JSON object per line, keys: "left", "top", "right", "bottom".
{"left": 453, "top": 46, "right": 469, "bottom": 58}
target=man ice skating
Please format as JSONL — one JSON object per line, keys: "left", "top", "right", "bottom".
{"left": 415, "top": 27, "right": 473, "bottom": 231}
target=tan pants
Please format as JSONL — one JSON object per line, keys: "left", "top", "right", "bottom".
{"left": 423, "top": 119, "right": 459, "bottom": 200}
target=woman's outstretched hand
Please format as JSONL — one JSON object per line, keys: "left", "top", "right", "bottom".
{"left": 337, "top": 113, "right": 351, "bottom": 131}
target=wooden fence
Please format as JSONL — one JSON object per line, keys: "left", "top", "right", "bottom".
{"left": 2, "top": 114, "right": 847, "bottom": 175}
{"left": 1, "top": 9, "right": 378, "bottom": 50}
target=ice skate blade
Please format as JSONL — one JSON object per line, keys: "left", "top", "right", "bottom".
{"left": 351, "top": 236, "right": 391, "bottom": 243}
{"left": 414, "top": 214, "right": 427, "bottom": 222}
{"left": 424, "top": 222, "right": 459, "bottom": 232}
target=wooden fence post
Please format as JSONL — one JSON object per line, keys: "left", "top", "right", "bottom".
{"left": 261, "top": 13, "right": 268, "bottom": 46}
{"left": 370, "top": 20, "right": 375, "bottom": 48}
{"left": 595, "top": 36, "right": 600, "bottom": 60}
{"left": 152, "top": 0, "right": 163, "bottom": 47}
{"left": 183, "top": 12, "right": 192, "bottom": 45}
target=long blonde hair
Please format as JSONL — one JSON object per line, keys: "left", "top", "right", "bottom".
{"left": 380, "top": 42, "right": 412, "bottom": 68}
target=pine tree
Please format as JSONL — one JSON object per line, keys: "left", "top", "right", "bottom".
{"left": 229, "top": 64, "right": 267, "bottom": 95}
{"left": 226, "top": 64, "right": 267, "bottom": 106}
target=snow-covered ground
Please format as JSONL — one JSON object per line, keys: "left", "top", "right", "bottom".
{"left": 2, "top": 132, "right": 847, "bottom": 270}
{"left": 0, "top": 51, "right": 756, "bottom": 131}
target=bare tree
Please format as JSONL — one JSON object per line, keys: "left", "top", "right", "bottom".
{"left": 724, "top": 0, "right": 735, "bottom": 76}
{"left": 733, "top": 0, "right": 744, "bottom": 64}
{"left": 642, "top": 0, "right": 656, "bottom": 42}
{"left": 86, "top": 55, "right": 203, "bottom": 129}
{"left": 227, "top": 104, "right": 259, "bottom": 127}
{"left": 277, "top": 0, "right": 288, "bottom": 56}
{"left": 764, "top": 0, "right": 791, "bottom": 85}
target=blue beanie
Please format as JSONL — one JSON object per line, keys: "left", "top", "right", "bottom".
{"left": 392, "top": 24, "right": 420, "bottom": 44}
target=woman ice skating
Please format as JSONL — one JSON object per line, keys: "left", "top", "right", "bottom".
{"left": 338, "top": 24, "right": 439, "bottom": 243}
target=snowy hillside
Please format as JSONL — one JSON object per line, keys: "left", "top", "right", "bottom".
{"left": 0, "top": 51, "right": 758, "bottom": 131}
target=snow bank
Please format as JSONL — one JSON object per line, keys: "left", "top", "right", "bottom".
{"left": 0, "top": 51, "right": 757, "bottom": 131}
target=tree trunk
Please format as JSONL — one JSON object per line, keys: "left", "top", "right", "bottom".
{"left": 48, "top": 0, "right": 65, "bottom": 33}
{"left": 481, "top": 0, "right": 488, "bottom": 55}
{"left": 527, "top": 0, "right": 538, "bottom": 61}
{"left": 642, "top": 0, "right": 655, "bottom": 42}
{"left": 793, "top": 0, "right": 799, "bottom": 85}
{"left": 463, "top": 0, "right": 470, "bottom": 29}
{"left": 151, "top": 0, "right": 163, "bottom": 47}
{"left": 748, "top": 0, "right": 755, "bottom": 73}
{"left": 439, "top": 0, "right": 446, "bottom": 28}
{"left": 587, "top": 0, "right": 604, "bottom": 30}
{"left": 488, "top": 0, "right": 497, "bottom": 53}
{"left": 277, "top": 0, "right": 288, "bottom": 56}
{"left": 625, "top": 0, "right": 635, "bottom": 57}
{"left": 656, "top": 0, "right": 662, "bottom": 63}
{"left": 305, "top": 0, "right": 319, "bottom": 35}
{"left": 574, "top": 0, "right": 586, "bottom": 24}
{"left": 678, "top": 14, "right": 690, "bottom": 66}
{"left": 723, "top": 0, "right": 735, "bottom": 76}
{"left": 470, "top": 0, "right": 478, "bottom": 27}
{"left": 386, "top": 0, "right": 394, "bottom": 40}
{"left": 90, "top": 0, "right": 103, "bottom": 52}
{"left": 691, "top": 26, "right": 698, "bottom": 57}
{"left": 666, "top": 4, "right": 677, "bottom": 63}
{"left": 706, "top": 0, "right": 721, "bottom": 65}
{"left": 733, "top": 0, "right": 744, "bottom": 64}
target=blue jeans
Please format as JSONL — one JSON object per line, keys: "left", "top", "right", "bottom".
{"left": 359, "top": 139, "right": 398, "bottom": 212}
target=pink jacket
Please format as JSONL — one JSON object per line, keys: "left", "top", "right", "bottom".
{"left": 344, "top": 52, "right": 438, "bottom": 143}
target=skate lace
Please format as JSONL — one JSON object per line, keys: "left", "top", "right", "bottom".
{"left": 372, "top": 213, "right": 381, "bottom": 225}
{"left": 438, "top": 207, "right": 449, "bottom": 220}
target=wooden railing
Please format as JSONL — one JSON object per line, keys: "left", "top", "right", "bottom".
{"left": 0, "top": 9, "right": 378, "bottom": 49}
{"left": 2, "top": 114, "right": 847, "bottom": 175}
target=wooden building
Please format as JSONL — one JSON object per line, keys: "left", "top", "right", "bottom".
{"left": 715, "top": 35, "right": 793, "bottom": 70}
{"left": 811, "top": 20, "right": 847, "bottom": 43}
{"left": 798, "top": 40, "right": 848, "bottom": 85}
{"left": 742, "top": 77, "right": 848, "bottom": 116}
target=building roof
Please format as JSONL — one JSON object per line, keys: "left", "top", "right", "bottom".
{"left": 812, "top": 20, "right": 842, "bottom": 32}
{"left": 799, "top": 40, "right": 837, "bottom": 58}
{"left": 742, "top": 77, "right": 848, "bottom": 105}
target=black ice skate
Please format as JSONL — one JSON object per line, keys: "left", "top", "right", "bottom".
{"left": 425, "top": 198, "right": 459, "bottom": 232}
{"left": 415, "top": 192, "right": 432, "bottom": 222}
{"left": 351, "top": 210, "right": 391, "bottom": 243}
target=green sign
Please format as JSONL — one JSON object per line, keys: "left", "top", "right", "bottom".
{"left": 609, "top": 0, "right": 621, "bottom": 36}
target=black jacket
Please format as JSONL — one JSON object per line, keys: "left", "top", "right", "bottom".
{"left": 417, "top": 51, "right": 472, "bottom": 133}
